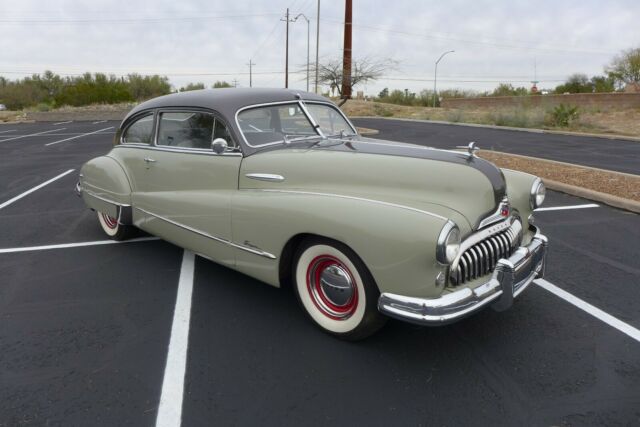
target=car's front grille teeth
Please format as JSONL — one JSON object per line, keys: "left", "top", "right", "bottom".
{"left": 450, "top": 224, "right": 521, "bottom": 286}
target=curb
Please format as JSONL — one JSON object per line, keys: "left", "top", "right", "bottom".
{"left": 355, "top": 126, "right": 379, "bottom": 136}
{"left": 543, "top": 179, "right": 640, "bottom": 214}
{"left": 350, "top": 116, "right": 640, "bottom": 143}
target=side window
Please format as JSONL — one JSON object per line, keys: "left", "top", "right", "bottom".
{"left": 122, "top": 113, "right": 154, "bottom": 144}
{"left": 157, "top": 112, "right": 214, "bottom": 150}
{"left": 213, "top": 118, "right": 236, "bottom": 148}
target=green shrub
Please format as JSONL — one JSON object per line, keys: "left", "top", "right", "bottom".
{"left": 548, "top": 104, "right": 580, "bottom": 127}
{"left": 36, "top": 103, "right": 51, "bottom": 112}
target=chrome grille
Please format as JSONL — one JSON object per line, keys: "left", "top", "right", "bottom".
{"left": 450, "top": 220, "right": 523, "bottom": 286}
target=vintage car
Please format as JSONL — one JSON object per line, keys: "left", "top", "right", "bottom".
{"left": 76, "top": 88, "right": 548, "bottom": 340}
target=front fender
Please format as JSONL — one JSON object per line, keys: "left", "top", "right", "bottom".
{"left": 79, "top": 155, "right": 132, "bottom": 221}
{"left": 231, "top": 190, "right": 449, "bottom": 299}
{"left": 502, "top": 168, "right": 538, "bottom": 235}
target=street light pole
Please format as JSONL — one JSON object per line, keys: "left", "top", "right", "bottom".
{"left": 433, "top": 50, "right": 454, "bottom": 107}
{"left": 295, "top": 13, "right": 311, "bottom": 92}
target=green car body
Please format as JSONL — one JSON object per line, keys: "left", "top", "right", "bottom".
{"left": 78, "top": 88, "right": 548, "bottom": 334}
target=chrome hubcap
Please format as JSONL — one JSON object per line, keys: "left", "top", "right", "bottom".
{"left": 319, "top": 265, "right": 354, "bottom": 306}
{"left": 306, "top": 255, "right": 358, "bottom": 320}
{"left": 101, "top": 213, "right": 118, "bottom": 229}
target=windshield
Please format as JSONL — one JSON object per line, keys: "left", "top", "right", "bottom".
{"left": 237, "top": 102, "right": 356, "bottom": 147}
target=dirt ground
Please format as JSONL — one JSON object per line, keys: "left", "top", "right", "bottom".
{"left": 342, "top": 100, "right": 640, "bottom": 138}
{"left": 479, "top": 151, "right": 640, "bottom": 202}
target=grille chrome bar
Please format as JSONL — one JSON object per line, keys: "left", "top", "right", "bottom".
{"left": 450, "top": 218, "right": 523, "bottom": 286}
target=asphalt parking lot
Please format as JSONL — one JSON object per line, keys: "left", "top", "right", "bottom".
{"left": 352, "top": 117, "right": 640, "bottom": 175}
{"left": 1, "top": 121, "right": 639, "bottom": 426}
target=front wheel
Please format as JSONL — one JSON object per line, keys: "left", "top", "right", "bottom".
{"left": 97, "top": 211, "right": 135, "bottom": 241}
{"left": 293, "top": 238, "right": 387, "bottom": 340}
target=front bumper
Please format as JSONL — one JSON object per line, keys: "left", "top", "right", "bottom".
{"left": 378, "top": 226, "right": 548, "bottom": 325}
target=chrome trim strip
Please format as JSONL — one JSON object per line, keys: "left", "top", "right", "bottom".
{"left": 82, "top": 187, "right": 131, "bottom": 207}
{"left": 134, "top": 207, "right": 277, "bottom": 259}
{"left": 245, "top": 173, "right": 285, "bottom": 182}
{"left": 478, "top": 197, "right": 509, "bottom": 229}
{"left": 245, "top": 189, "right": 448, "bottom": 221}
{"left": 113, "top": 144, "right": 243, "bottom": 157}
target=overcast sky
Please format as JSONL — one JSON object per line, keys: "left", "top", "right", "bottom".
{"left": 1, "top": 0, "right": 638, "bottom": 95}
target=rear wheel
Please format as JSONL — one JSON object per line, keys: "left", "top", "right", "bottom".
{"left": 97, "top": 211, "right": 135, "bottom": 240}
{"left": 293, "top": 238, "right": 386, "bottom": 340}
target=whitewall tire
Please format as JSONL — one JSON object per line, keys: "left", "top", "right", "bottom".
{"left": 96, "top": 211, "right": 134, "bottom": 241}
{"left": 293, "top": 238, "right": 386, "bottom": 340}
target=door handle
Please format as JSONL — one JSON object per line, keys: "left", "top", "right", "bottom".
{"left": 143, "top": 157, "right": 157, "bottom": 163}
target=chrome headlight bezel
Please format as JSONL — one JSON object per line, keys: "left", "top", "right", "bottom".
{"left": 436, "top": 220, "right": 461, "bottom": 265}
{"left": 530, "top": 178, "right": 546, "bottom": 209}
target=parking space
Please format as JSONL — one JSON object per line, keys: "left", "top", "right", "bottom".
{"left": 0, "top": 122, "right": 639, "bottom": 426}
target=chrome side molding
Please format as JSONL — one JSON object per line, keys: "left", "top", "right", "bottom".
{"left": 245, "top": 173, "right": 285, "bottom": 182}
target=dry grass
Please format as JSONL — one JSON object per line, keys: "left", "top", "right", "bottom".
{"left": 0, "top": 111, "right": 24, "bottom": 122}
{"left": 479, "top": 151, "right": 640, "bottom": 202}
{"left": 342, "top": 100, "right": 640, "bottom": 138}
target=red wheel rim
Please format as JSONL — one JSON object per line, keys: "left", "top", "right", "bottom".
{"left": 101, "top": 213, "right": 118, "bottom": 229}
{"left": 306, "top": 255, "right": 358, "bottom": 320}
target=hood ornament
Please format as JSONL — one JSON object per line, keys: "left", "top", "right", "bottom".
{"left": 456, "top": 141, "right": 480, "bottom": 158}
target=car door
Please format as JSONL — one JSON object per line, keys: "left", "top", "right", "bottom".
{"left": 130, "top": 109, "right": 242, "bottom": 266}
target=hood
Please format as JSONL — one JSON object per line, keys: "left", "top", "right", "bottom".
{"left": 240, "top": 138, "right": 507, "bottom": 232}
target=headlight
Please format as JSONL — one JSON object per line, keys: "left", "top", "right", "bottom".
{"left": 530, "top": 178, "right": 546, "bottom": 209}
{"left": 436, "top": 221, "right": 461, "bottom": 264}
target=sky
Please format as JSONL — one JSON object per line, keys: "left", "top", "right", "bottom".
{"left": 0, "top": 0, "right": 638, "bottom": 96}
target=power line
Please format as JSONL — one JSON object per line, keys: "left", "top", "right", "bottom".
{"left": 0, "top": 13, "right": 280, "bottom": 24}
{"left": 317, "top": 18, "right": 618, "bottom": 56}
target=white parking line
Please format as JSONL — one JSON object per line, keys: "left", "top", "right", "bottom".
{"left": 92, "top": 120, "right": 107, "bottom": 124}
{"left": 535, "top": 204, "right": 599, "bottom": 212}
{"left": 0, "top": 128, "right": 66, "bottom": 143}
{"left": 0, "top": 169, "right": 75, "bottom": 210}
{"left": 0, "top": 129, "right": 17, "bottom": 134}
{"left": 53, "top": 120, "right": 73, "bottom": 125}
{"left": 45, "top": 126, "right": 114, "bottom": 146}
{"left": 535, "top": 279, "right": 640, "bottom": 343}
{"left": 156, "top": 250, "right": 195, "bottom": 427}
{"left": 0, "top": 237, "right": 160, "bottom": 254}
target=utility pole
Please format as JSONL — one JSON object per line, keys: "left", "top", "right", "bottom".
{"left": 233, "top": 78, "right": 239, "bottom": 88}
{"left": 281, "top": 8, "right": 294, "bottom": 88}
{"left": 315, "top": 0, "right": 321, "bottom": 93}
{"left": 340, "top": 0, "right": 352, "bottom": 100}
{"left": 433, "top": 50, "right": 454, "bottom": 107}
{"left": 295, "top": 14, "right": 311, "bottom": 92}
{"left": 247, "top": 59, "right": 255, "bottom": 87}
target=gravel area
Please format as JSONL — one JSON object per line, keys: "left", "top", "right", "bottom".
{"left": 480, "top": 151, "right": 640, "bottom": 202}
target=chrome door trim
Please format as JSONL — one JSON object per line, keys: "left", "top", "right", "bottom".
{"left": 245, "top": 173, "right": 285, "bottom": 182}
{"left": 135, "top": 206, "right": 277, "bottom": 259}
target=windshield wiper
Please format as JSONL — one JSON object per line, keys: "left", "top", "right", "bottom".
{"left": 283, "top": 134, "right": 323, "bottom": 144}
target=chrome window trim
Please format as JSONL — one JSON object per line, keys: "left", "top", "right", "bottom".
{"left": 243, "top": 189, "right": 448, "bottom": 221}
{"left": 120, "top": 111, "right": 156, "bottom": 146}
{"left": 112, "top": 143, "right": 243, "bottom": 157}
{"left": 235, "top": 100, "right": 356, "bottom": 148}
{"left": 153, "top": 108, "right": 242, "bottom": 154}
{"left": 134, "top": 206, "right": 276, "bottom": 259}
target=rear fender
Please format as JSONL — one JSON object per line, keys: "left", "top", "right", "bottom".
{"left": 79, "top": 155, "right": 132, "bottom": 224}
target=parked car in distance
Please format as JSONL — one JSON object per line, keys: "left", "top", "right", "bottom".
{"left": 0, "top": 104, "right": 7, "bottom": 111}
{"left": 77, "top": 88, "right": 548, "bottom": 340}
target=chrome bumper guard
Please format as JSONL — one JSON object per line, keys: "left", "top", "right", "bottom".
{"left": 378, "top": 226, "right": 548, "bottom": 325}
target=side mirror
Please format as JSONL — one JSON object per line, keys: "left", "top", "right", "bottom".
{"left": 211, "top": 138, "right": 228, "bottom": 154}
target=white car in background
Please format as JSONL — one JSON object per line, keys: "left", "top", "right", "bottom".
{"left": 0, "top": 104, "right": 7, "bottom": 111}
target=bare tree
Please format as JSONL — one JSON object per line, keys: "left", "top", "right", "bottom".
{"left": 307, "top": 57, "right": 396, "bottom": 96}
